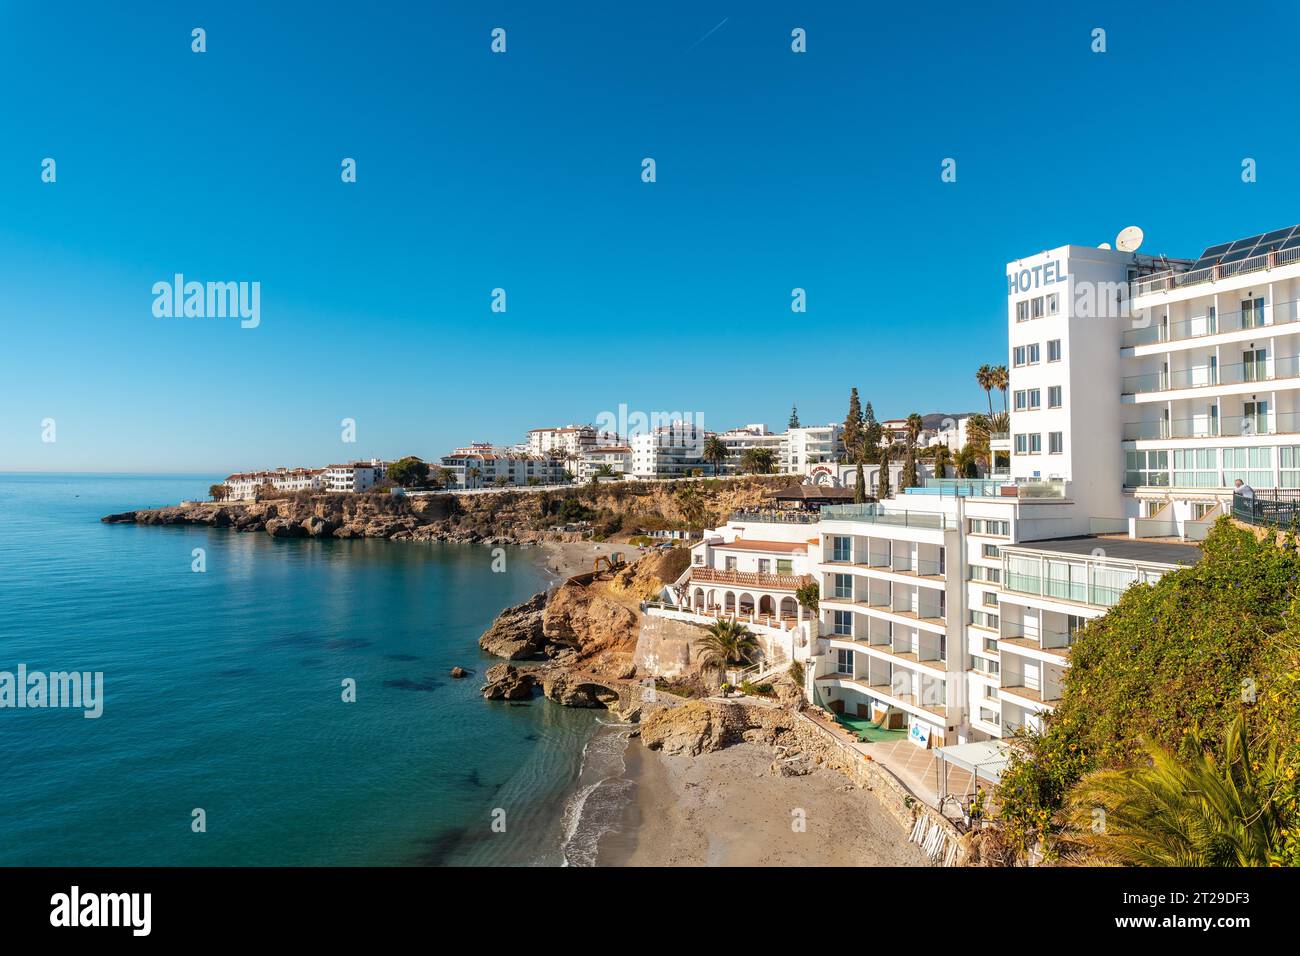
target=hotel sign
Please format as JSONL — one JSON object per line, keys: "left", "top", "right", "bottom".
{"left": 1007, "top": 259, "right": 1067, "bottom": 295}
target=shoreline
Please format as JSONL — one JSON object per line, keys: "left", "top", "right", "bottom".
{"left": 596, "top": 739, "right": 929, "bottom": 867}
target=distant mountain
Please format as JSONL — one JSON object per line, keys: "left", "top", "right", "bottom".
{"left": 920, "top": 412, "right": 982, "bottom": 429}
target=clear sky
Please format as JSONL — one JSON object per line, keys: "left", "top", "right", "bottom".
{"left": 3, "top": 1, "right": 1299, "bottom": 472}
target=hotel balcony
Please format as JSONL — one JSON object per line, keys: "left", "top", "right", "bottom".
{"left": 687, "top": 567, "right": 810, "bottom": 592}
{"left": 1122, "top": 355, "right": 1299, "bottom": 397}
{"left": 1132, "top": 245, "right": 1300, "bottom": 298}
{"left": 902, "top": 478, "right": 1066, "bottom": 500}
{"left": 816, "top": 657, "right": 951, "bottom": 722}
{"left": 1122, "top": 410, "right": 1288, "bottom": 442}
{"left": 1122, "top": 296, "right": 1300, "bottom": 350}
{"left": 821, "top": 578, "right": 946, "bottom": 623}
{"left": 826, "top": 616, "right": 947, "bottom": 672}
{"left": 819, "top": 504, "right": 957, "bottom": 528}
{"left": 727, "top": 509, "right": 820, "bottom": 524}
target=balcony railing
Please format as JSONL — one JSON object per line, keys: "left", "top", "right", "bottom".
{"left": 903, "top": 478, "right": 1067, "bottom": 499}
{"left": 1121, "top": 298, "right": 1297, "bottom": 348}
{"left": 688, "top": 567, "right": 811, "bottom": 590}
{"left": 728, "top": 509, "right": 820, "bottom": 524}
{"left": 1232, "top": 489, "right": 1300, "bottom": 529}
{"left": 819, "top": 504, "right": 957, "bottom": 528}
{"left": 1122, "top": 412, "right": 1285, "bottom": 440}
{"left": 1004, "top": 572, "right": 1128, "bottom": 608}
{"left": 1122, "top": 355, "right": 1299, "bottom": 395}
{"left": 1132, "top": 246, "right": 1300, "bottom": 297}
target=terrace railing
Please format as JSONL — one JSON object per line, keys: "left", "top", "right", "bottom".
{"left": 1232, "top": 489, "right": 1300, "bottom": 528}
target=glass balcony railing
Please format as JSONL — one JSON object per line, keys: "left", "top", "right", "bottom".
{"left": 818, "top": 504, "right": 956, "bottom": 528}
{"left": 903, "top": 478, "right": 1067, "bottom": 499}
{"left": 1122, "top": 355, "right": 1299, "bottom": 395}
{"left": 1122, "top": 412, "right": 1288, "bottom": 440}
{"left": 1120, "top": 298, "right": 1299, "bottom": 348}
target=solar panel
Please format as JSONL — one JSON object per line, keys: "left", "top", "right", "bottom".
{"left": 1190, "top": 225, "right": 1300, "bottom": 270}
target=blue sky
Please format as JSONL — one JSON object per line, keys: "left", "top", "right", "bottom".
{"left": 2, "top": 0, "right": 1299, "bottom": 472}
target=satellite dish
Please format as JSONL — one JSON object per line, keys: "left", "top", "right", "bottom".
{"left": 1098, "top": 242, "right": 1112, "bottom": 250}
{"left": 1116, "top": 226, "right": 1144, "bottom": 253}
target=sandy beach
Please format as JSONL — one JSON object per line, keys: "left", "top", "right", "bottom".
{"left": 597, "top": 738, "right": 928, "bottom": 867}
{"left": 535, "top": 538, "right": 640, "bottom": 580}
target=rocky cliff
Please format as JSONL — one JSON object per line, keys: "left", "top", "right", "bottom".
{"left": 102, "top": 476, "right": 795, "bottom": 544}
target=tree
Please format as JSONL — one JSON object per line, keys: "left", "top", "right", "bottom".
{"left": 493, "top": 475, "right": 510, "bottom": 488}
{"left": 594, "top": 463, "right": 617, "bottom": 479}
{"left": 703, "top": 435, "right": 728, "bottom": 476}
{"left": 1066, "top": 714, "right": 1286, "bottom": 867}
{"left": 900, "top": 412, "right": 923, "bottom": 489}
{"left": 932, "top": 444, "right": 951, "bottom": 480}
{"left": 740, "top": 447, "right": 777, "bottom": 474}
{"left": 843, "top": 388, "right": 865, "bottom": 462}
{"left": 697, "top": 619, "right": 759, "bottom": 677}
{"left": 954, "top": 444, "right": 979, "bottom": 478}
{"left": 788, "top": 404, "right": 801, "bottom": 429}
{"left": 466, "top": 467, "right": 482, "bottom": 488}
{"left": 992, "top": 364, "right": 1009, "bottom": 414}
{"left": 387, "top": 456, "right": 430, "bottom": 488}
{"left": 876, "top": 446, "right": 891, "bottom": 500}
{"left": 795, "top": 580, "right": 819, "bottom": 614}
{"left": 434, "top": 467, "right": 456, "bottom": 489}
{"left": 854, "top": 462, "right": 867, "bottom": 503}
{"left": 209, "top": 483, "right": 230, "bottom": 502}
{"left": 976, "top": 364, "right": 995, "bottom": 418}
{"left": 862, "top": 402, "right": 882, "bottom": 462}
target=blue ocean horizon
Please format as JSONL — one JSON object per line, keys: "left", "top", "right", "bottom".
{"left": 0, "top": 473, "right": 603, "bottom": 865}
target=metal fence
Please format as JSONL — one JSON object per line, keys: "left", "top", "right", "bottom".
{"left": 1232, "top": 489, "right": 1300, "bottom": 528}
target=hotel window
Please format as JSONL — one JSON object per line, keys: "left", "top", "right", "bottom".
{"left": 1047, "top": 339, "right": 1061, "bottom": 362}
{"left": 969, "top": 565, "right": 1002, "bottom": 584}
{"left": 984, "top": 637, "right": 999, "bottom": 653}
{"left": 1031, "top": 296, "right": 1045, "bottom": 320}
{"left": 757, "top": 559, "right": 771, "bottom": 574}
{"left": 1013, "top": 346, "right": 1027, "bottom": 367}
{"left": 978, "top": 707, "right": 1001, "bottom": 727}
{"left": 833, "top": 611, "right": 853, "bottom": 637}
{"left": 1014, "top": 390, "right": 1027, "bottom": 411}
{"left": 1027, "top": 389, "right": 1041, "bottom": 410}
{"left": 777, "top": 559, "right": 793, "bottom": 574}
{"left": 725, "top": 556, "right": 737, "bottom": 571}
{"left": 1029, "top": 433, "right": 1042, "bottom": 454}
{"left": 983, "top": 543, "right": 1000, "bottom": 559}
{"left": 983, "top": 590, "right": 999, "bottom": 607}
{"left": 832, "top": 573, "right": 852, "bottom": 599}
{"left": 1014, "top": 433, "right": 1028, "bottom": 454}
{"left": 1173, "top": 448, "right": 1218, "bottom": 488}
{"left": 1282, "top": 447, "right": 1300, "bottom": 488}
{"left": 1125, "top": 449, "right": 1169, "bottom": 487}
{"left": 836, "top": 648, "right": 853, "bottom": 673}
{"left": 1016, "top": 300, "right": 1029, "bottom": 323}
{"left": 1048, "top": 385, "right": 1062, "bottom": 408}
{"left": 968, "top": 519, "right": 1009, "bottom": 536}
{"left": 1049, "top": 431, "right": 1063, "bottom": 454}
{"left": 984, "top": 684, "right": 999, "bottom": 700}
{"left": 831, "top": 536, "right": 852, "bottom": 562}
{"left": 1027, "top": 343, "right": 1041, "bottom": 364}
{"left": 971, "top": 656, "right": 999, "bottom": 675}
{"left": 970, "top": 610, "right": 999, "bottom": 630}
{"left": 1046, "top": 293, "right": 1059, "bottom": 316}
{"left": 1223, "top": 447, "right": 1273, "bottom": 488}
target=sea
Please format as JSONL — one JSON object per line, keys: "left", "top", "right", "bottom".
{"left": 0, "top": 473, "right": 635, "bottom": 866}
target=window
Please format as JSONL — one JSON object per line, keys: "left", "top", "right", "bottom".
{"left": 777, "top": 558, "right": 793, "bottom": 574}
{"left": 1016, "top": 433, "right": 1041, "bottom": 454}
{"left": 1049, "top": 431, "right": 1063, "bottom": 454}
{"left": 1027, "top": 343, "right": 1041, "bottom": 364}
{"left": 1173, "top": 448, "right": 1217, "bottom": 488}
{"left": 1048, "top": 385, "right": 1062, "bottom": 408}
{"left": 1047, "top": 339, "right": 1061, "bottom": 362}
{"left": 968, "top": 519, "right": 1009, "bottom": 536}
{"left": 983, "top": 590, "right": 999, "bottom": 607}
{"left": 1016, "top": 300, "right": 1029, "bottom": 323}
{"left": 969, "top": 565, "right": 1002, "bottom": 584}
{"left": 832, "top": 573, "right": 852, "bottom": 599}
{"left": 1027, "top": 389, "right": 1041, "bottom": 410}
{"left": 984, "top": 683, "right": 999, "bottom": 700}
{"left": 983, "top": 637, "right": 999, "bottom": 653}
{"left": 1223, "top": 446, "right": 1273, "bottom": 488}
{"left": 725, "top": 555, "right": 737, "bottom": 571}
{"left": 971, "top": 610, "right": 1000, "bottom": 630}
{"left": 757, "top": 559, "right": 771, "bottom": 574}
{"left": 1282, "top": 447, "right": 1300, "bottom": 488}
{"left": 1013, "top": 346, "right": 1027, "bottom": 367}
{"left": 1031, "top": 296, "right": 1045, "bottom": 320}
{"left": 836, "top": 648, "right": 853, "bottom": 673}
{"left": 833, "top": 611, "right": 853, "bottom": 637}
{"left": 1126, "top": 449, "right": 1169, "bottom": 487}
{"left": 1014, "top": 433, "right": 1028, "bottom": 454}
{"left": 1046, "top": 293, "right": 1059, "bottom": 316}
{"left": 982, "top": 543, "right": 1000, "bottom": 559}
{"left": 1029, "top": 433, "right": 1042, "bottom": 454}
{"left": 1014, "top": 390, "right": 1027, "bottom": 411}
{"left": 978, "top": 707, "right": 1001, "bottom": 727}
{"left": 831, "top": 536, "right": 851, "bottom": 562}
{"left": 971, "top": 656, "right": 999, "bottom": 675}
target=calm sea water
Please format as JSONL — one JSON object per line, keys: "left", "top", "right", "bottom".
{"left": 0, "top": 473, "right": 606, "bottom": 866}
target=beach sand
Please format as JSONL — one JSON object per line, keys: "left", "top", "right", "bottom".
{"left": 596, "top": 739, "right": 929, "bottom": 867}
{"left": 535, "top": 538, "right": 639, "bottom": 580}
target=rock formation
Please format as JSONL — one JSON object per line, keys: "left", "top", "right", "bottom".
{"left": 480, "top": 663, "right": 537, "bottom": 701}
{"left": 477, "top": 592, "right": 549, "bottom": 659}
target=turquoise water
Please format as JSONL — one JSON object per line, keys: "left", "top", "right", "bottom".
{"left": 0, "top": 473, "right": 604, "bottom": 866}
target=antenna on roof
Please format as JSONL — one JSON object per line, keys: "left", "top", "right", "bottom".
{"left": 1116, "top": 225, "right": 1144, "bottom": 253}
{"left": 1098, "top": 242, "right": 1112, "bottom": 249}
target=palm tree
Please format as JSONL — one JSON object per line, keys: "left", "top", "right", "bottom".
{"left": 740, "top": 447, "right": 777, "bottom": 474}
{"left": 594, "top": 463, "right": 617, "bottom": 479}
{"left": 991, "top": 364, "right": 1009, "bottom": 414}
{"left": 702, "top": 435, "right": 728, "bottom": 476}
{"left": 1067, "top": 714, "right": 1286, "bottom": 867}
{"left": 696, "top": 619, "right": 759, "bottom": 677}
{"left": 209, "top": 483, "right": 230, "bottom": 502}
{"left": 466, "top": 466, "right": 481, "bottom": 488}
{"left": 975, "top": 364, "right": 995, "bottom": 418}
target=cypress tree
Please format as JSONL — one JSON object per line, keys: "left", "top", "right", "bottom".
{"left": 876, "top": 446, "right": 891, "bottom": 500}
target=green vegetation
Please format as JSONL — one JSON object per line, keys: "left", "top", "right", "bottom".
{"left": 788, "top": 403, "right": 800, "bottom": 429}
{"left": 697, "top": 619, "right": 759, "bottom": 677}
{"left": 703, "top": 435, "right": 728, "bottom": 476}
{"left": 994, "top": 520, "right": 1300, "bottom": 866}
{"left": 795, "top": 579, "right": 819, "bottom": 614}
{"left": 209, "top": 483, "right": 230, "bottom": 502}
{"left": 386, "top": 456, "right": 430, "bottom": 488}
{"left": 739, "top": 447, "right": 777, "bottom": 475}
{"left": 876, "top": 446, "right": 890, "bottom": 499}
{"left": 843, "top": 387, "right": 864, "bottom": 461}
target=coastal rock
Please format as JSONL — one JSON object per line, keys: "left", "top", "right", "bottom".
{"left": 450, "top": 666, "right": 469, "bottom": 679}
{"left": 478, "top": 592, "right": 549, "bottom": 660}
{"left": 265, "top": 517, "right": 307, "bottom": 538}
{"left": 639, "top": 700, "right": 745, "bottom": 756}
{"left": 480, "top": 663, "right": 537, "bottom": 701}
{"left": 540, "top": 671, "right": 621, "bottom": 709}
{"left": 542, "top": 585, "right": 638, "bottom": 655}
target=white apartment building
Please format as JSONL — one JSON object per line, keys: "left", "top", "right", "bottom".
{"left": 576, "top": 445, "right": 633, "bottom": 480}
{"left": 784, "top": 423, "right": 844, "bottom": 473}
{"left": 631, "top": 422, "right": 705, "bottom": 478}
{"left": 714, "top": 424, "right": 785, "bottom": 474}
{"left": 323, "top": 460, "right": 387, "bottom": 493}
{"left": 440, "top": 445, "right": 567, "bottom": 488}
{"left": 527, "top": 424, "right": 622, "bottom": 459}
{"left": 223, "top": 467, "right": 324, "bottom": 500}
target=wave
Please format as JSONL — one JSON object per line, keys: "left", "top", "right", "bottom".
{"left": 558, "top": 726, "right": 635, "bottom": 867}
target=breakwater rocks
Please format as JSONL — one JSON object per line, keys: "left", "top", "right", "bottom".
{"left": 102, "top": 476, "right": 795, "bottom": 544}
